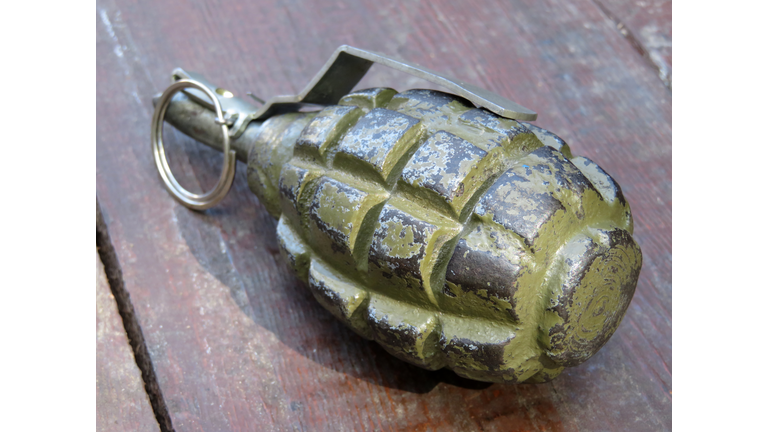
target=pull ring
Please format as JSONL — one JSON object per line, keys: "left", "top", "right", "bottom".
{"left": 151, "top": 79, "right": 236, "bottom": 210}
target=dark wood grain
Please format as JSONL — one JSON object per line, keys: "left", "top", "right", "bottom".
{"left": 97, "top": 251, "right": 161, "bottom": 432}
{"left": 96, "top": 0, "right": 671, "bottom": 430}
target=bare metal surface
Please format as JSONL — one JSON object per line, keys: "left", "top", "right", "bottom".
{"left": 265, "top": 88, "right": 640, "bottom": 383}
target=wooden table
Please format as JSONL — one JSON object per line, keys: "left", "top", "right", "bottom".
{"left": 96, "top": 0, "right": 671, "bottom": 430}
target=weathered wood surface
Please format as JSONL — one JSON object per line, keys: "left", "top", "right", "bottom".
{"left": 97, "top": 251, "right": 161, "bottom": 432}
{"left": 96, "top": 0, "right": 671, "bottom": 430}
{"left": 593, "top": 0, "right": 672, "bottom": 87}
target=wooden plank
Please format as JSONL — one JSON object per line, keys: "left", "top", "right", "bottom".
{"left": 97, "top": 251, "right": 161, "bottom": 432}
{"left": 96, "top": 0, "right": 671, "bottom": 430}
{"left": 594, "top": 0, "right": 672, "bottom": 87}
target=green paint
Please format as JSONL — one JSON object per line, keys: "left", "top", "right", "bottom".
{"left": 243, "top": 88, "right": 641, "bottom": 383}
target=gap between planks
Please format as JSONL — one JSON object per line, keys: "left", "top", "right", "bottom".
{"left": 97, "top": 198, "right": 176, "bottom": 432}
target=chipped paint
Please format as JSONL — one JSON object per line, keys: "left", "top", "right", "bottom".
{"left": 242, "top": 88, "right": 641, "bottom": 383}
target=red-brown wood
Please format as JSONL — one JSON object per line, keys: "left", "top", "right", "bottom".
{"left": 594, "top": 0, "right": 672, "bottom": 87}
{"left": 96, "top": 0, "right": 671, "bottom": 430}
{"left": 97, "top": 251, "right": 161, "bottom": 432}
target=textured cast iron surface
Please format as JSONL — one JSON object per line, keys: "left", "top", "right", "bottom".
{"left": 245, "top": 87, "right": 642, "bottom": 383}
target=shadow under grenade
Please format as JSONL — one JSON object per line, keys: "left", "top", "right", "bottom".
{"left": 151, "top": 46, "right": 642, "bottom": 383}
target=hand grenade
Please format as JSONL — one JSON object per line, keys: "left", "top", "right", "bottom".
{"left": 151, "top": 46, "right": 642, "bottom": 384}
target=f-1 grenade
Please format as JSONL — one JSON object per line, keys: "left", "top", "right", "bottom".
{"left": 153, "top": 47, "right": 642, "bottom": 384}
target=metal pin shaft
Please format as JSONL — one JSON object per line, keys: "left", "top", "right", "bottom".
{"left": 152, "top": 92, "right": 261, "bottom": 163}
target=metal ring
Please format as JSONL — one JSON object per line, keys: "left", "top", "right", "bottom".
{"left": 151, "top": 79, "right": 236, "bottom": 210}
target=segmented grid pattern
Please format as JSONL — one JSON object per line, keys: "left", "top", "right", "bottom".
{"left": 274, "top": 88, "right": 636, "bottom": 383}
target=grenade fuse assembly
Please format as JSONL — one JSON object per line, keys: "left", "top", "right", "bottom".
{"left": 151, "top": 46, "right": 642, "bottom": 384}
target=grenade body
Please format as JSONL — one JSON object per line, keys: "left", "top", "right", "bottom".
{"left": 245, "top": 88, "right": 641, "bottom": 383}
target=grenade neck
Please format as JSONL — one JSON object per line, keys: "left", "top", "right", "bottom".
{"left": 153, "top": 91, "right": 262, "bottom": 163}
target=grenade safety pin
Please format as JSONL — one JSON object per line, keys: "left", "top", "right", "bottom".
{"left": 151, "top": 45, "right": 642, "bottom": 384}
